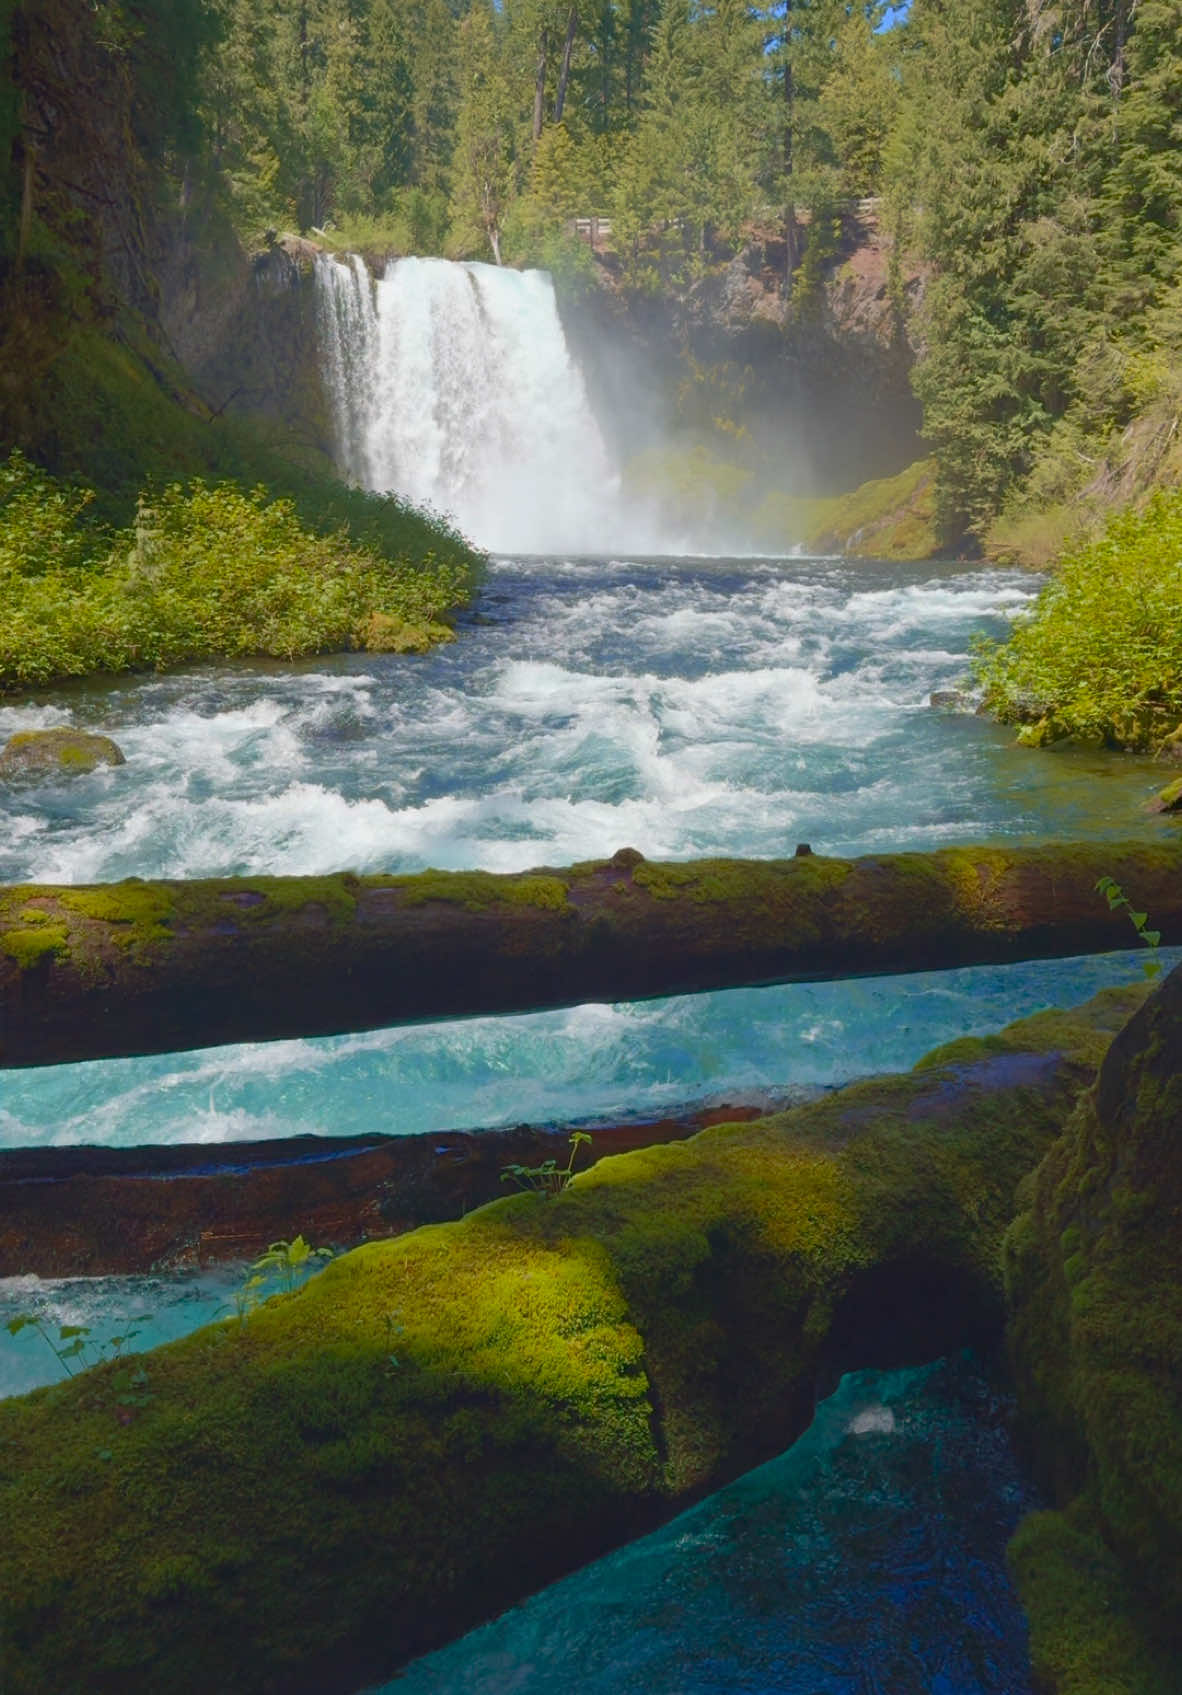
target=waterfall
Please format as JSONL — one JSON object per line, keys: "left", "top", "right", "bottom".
{"left": 314, "top": 253, "right": 379, "bottom": 488}
{"left": 314, "top": 254, "right": 622, "bottom": 554}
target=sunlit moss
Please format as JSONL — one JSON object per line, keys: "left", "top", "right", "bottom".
{"left": 0, "top": 984, "right": 1132, "bottom": 1694}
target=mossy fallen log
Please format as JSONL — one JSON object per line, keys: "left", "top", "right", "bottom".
{"left": 0, "top": 1100, "right": 771, "bottom": 1278}
{"left": 2, "top": 838, "right": 1181, "bottom": 1067}
{"left": 1004, "top": 960, "right": 1182, "bottom": 1693}
{"left": 0, "top": 983, "right": 1145, "bottom": 1695}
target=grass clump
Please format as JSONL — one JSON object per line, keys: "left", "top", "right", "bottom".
{"left": 0, "top": 456, "right": 479, "bottom": 691}
{"left": 973, "top": 492, "right": 1182, "bottom": 751}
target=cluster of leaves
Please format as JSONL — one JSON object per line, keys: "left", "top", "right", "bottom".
{"left": 501, "top": 1130, "right": 592, "bottom": 1197}
{"left": 1096, "top": 876, "right": 1162, "bottom": 981}
{"left": 4, "top": 1309, "right": 152, "bottom": 1406}
{"left": 0, "top": 454, "right": 475, "bottom": 692}
{"left": 972, "top": 492, "right": 1182, "bottom": 752}
{"left": 223, "top": 1235, "right": 335, "bottom": 1328}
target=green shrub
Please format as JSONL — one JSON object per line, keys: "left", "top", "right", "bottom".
{"left": 0, "top": 463, "right": 478, "bottom": 691}
{"left": 973, "top": 491, "right": 1182, "bottom": 751}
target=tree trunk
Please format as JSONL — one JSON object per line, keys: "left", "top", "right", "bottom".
{"left": 554, "top": 6, "right": 578, "bottom": 124}
{"left": 16, "top": 139, "right": 34, "bottom": 270}
{"left": 2, "top": 840, "right": 1180, "bottom": 1069}
{"left": 533, "top": 29, "right": 549, "bottom": 143}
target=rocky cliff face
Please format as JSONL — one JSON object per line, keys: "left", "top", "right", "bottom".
{"left": 156, "top": 228, "right": 332, "bottom": 462}
{"left": 562, "top": 204, "right": 924, "bottom": 500}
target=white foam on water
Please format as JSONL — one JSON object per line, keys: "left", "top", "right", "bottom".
{"left": 848, "top": 1405, "right": 897, "bottom": 1436}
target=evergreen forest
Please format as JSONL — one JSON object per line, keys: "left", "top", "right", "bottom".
{"left": 2, "top": 0, "right": 1179, "bottom": 543}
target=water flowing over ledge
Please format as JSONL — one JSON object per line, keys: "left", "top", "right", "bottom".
{"left": 315, "top": 254, "right": 630, "bottom": 553}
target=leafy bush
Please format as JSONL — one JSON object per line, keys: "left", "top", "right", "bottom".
{"left": 973, "top": 491, "right": 1182, "bottom": 750}
{"left": 0, "top": 459, "right": 479, "bottom": 691}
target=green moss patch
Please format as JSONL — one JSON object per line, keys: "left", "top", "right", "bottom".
{"left": 1009, "top": 1505, "right": 1177, "bottom": 1695}
{"left": 0, "top": 985, "right": 1130, "bottom": 1694}
{"left": 382, "top": 869, "right": 573, "bottom": 913}
{"left": 0, "top": 924, "right": 69, "bottom": 969}
{"left": 1004, "top": 962, "right": 1182, "bottom": 1690}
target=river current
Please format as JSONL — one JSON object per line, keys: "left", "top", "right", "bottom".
{"left": 5, "top": 550, "right": 1171, "bottom": 1688}
{"left": 0, "top": 552, "right": 1172, "bottom": 1150}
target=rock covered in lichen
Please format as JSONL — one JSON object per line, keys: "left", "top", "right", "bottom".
{"left": 928, "top": 688, "right": 982, "bottom": 714}
{"left": 0, "top": 728, "right": 125, "bottom": 782}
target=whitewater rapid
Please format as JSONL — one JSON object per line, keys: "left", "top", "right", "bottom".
{"left": 0, "top": 553, "right": 1173, "bottom": 1151}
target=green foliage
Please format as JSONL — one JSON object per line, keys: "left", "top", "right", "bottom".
{"left": 0, "top": 460, "right": 477, "bottom": 692}
{"left": 972, "top": 492, "right": 1182, "bottom": 751}
{"left": 501, "top": 1131, "right": 593, "bottom": 1196}
{"left": 221, "top": 1235, "right": 335, "bottom": 1327}
{"left": 250, "top": 1235, "right": 335, "bottom": 1294}
{"left": 887, "top": 0, "right": 1182, "bottom": 538}
{"left": 4, "top": 1312, "right": 147, "bottom": 1380}
{"left": 1095, "top": 877, "right": 1162, "bottom": 979}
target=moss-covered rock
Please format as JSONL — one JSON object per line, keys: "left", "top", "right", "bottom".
{"left": 0, "top": 727, "right": 125, "bottom": 782}
{"left": 1004, "top": 961, "right": 1182, "bottom": 1693}
{"left": 1146, "top": 775, "right": 1182, "bottom": 814}
{"left": 0, "top": 983, "right": 1142, "bottom": 1694}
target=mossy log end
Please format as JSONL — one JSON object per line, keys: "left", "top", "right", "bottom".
{"left": 2, "top": 839, "right": 1181, "bottom": 1067}
{"left": 1004, "top": 959, "right": 1182, "bottom": 1693}
{"left": 0, "top": 984, "right": 1145, "bottom": 1695}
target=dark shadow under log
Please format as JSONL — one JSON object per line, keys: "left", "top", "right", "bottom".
{"left": 2, "top": 838, "right": 1180, "bottom": 1068}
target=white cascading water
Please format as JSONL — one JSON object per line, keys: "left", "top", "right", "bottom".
{"left": 314, "top": 252, "right": 379, "bottom": 488}
{"left": 315, "top": 254, "right": 623, "bottom": 554}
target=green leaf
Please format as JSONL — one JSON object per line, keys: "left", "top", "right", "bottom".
{"left": 58, "top": 1324, "right": 89, "bottom": 1340}
{"left": 5, "top": 1315, "right": 35, "bottom": 1336}
{"left": 1141, "top": 930, "right": 1161, "bottom": 948}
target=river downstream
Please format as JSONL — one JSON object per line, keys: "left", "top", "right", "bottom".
{"left": 0, "top": 551, "right": 1173, "bottom": 1150}
{"left": 4, "top": 548, "right": 1173, "bottom": 1691}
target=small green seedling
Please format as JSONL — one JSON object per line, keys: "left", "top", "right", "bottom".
{"left": 221, "top": 1234, "right": 335, "bottom": 1328}
{"left": 251, "top": 1234, "right": 335, "bottom": 1293}
{"left": 1096, "top": 876, "right": 1162, "bottom": 978}
{"left": 501, "top": 1131, "right": 593, "bottom": 1197}
{"left": 4, "top": 1313, "right": 147, "bottom": 1380}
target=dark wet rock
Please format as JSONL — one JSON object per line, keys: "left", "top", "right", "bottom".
{"left": 929, "top": 688, "right": 982, "bottom": 714}
{"left": 0, "top": 727, "right": 125, "bottom": 782}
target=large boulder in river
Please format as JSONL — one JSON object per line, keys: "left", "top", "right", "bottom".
{"left": 1005, "top": 960, "right": 1182, "bottom": 1693}
{"left": 0, "top": 983, "right": 1144, "bottom": 1694}
{"left": 0, "top": 728, "right": 125, "bottom": 782}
